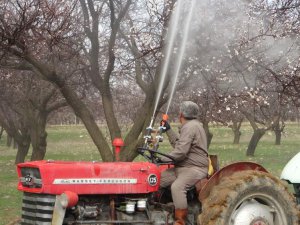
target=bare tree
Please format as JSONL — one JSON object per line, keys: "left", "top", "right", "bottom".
{"left": 0, "top": 93, "right": 31, "bottom": 163}
{"left": 0, "top": 69, "right": 66, "bottom": 163}
{"left": 0, "top": 0, "right": 180, "bottom": 162}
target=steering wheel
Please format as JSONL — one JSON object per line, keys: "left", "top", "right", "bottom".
{"left": 137, "top": 147, "right": 175, "bottom": 165}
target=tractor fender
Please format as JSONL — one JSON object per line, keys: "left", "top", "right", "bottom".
{"left": 198, "top": 162, "right": 268, "bottom": 201}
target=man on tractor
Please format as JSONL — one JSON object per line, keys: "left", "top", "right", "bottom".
{"left": 160, "top": 101, "right": 209, "bottom": 225}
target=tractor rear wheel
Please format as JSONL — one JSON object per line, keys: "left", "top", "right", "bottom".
{"left": 198, "top": 170, "right": 299, "bottom": 225}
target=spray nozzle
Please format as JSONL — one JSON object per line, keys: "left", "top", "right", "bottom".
{"left": 143, "top": 114, "right": 169, "bottom": 150}
{"left": 160, "top": 114, "right": 169, "bottom": 127}
{"left": 144, "top": 126, "right": 153, "bottom": 141}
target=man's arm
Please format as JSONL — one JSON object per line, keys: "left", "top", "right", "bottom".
{"left": 162, "top": 126, "right": 193, "bottom": 162}
{"left": 166, "top": 129, "right": 179, "bottom": 148}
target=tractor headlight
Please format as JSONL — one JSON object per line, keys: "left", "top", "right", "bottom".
{"left": 20, "top": 167, "right": 42, "bottom": 188}
{"left": 125, "top": 201, "right": 136, "bottom": 214}
{"left": 137, "top": 199, "right": 147, "bottom": 211}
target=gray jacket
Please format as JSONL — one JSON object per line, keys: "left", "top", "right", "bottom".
{"left": 164, "top": 119, "right": 208, "bottom": 169}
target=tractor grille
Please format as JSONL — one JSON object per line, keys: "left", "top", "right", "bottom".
{"left": 21, "top": 192, "right": 56, "bottom": 225}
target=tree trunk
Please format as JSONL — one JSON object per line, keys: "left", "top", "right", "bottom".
{"left": 202, "top": 121, "right": 213, "bottom": 148}
{"left": 273, "top": 121, "right": 284, "bottom": 146}
{"left": 0, "top": 126, "right": 4, "bottom": 140}
{"left": 121, "top": 95, "right": 155, "bottom": 162}
{"left": 231, "top": 119, "right": 242, "bottom": 144}
{"left": 6, "top": 134, "right": 12, "bottom": 147}
{"left": 57, "top": 81, "right": 114, "bottom": 161}
{"left": 207, "top": 131, "right": 213, "bottom": 148}
{"left": 30, "top": 112, "right": 48, "bottom": 161}
{"left": 13, "top": 138, "right": 18, "bottom": 149}
{"left": 274, "top": 129, "right": 281, "bottom": 145}
{"left": 233, "top": 130, "right": 241, "bottom": 144}
{"left": 246, "top": 129, "right": 265, "bottom": 156}
{"left": 101, "top": 90, "right": 122, "bottom": 141}
{"left": 15, "top": 138, "right": 31, "bottom": 164}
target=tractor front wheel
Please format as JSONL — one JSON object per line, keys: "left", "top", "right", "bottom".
{"left": 198, "top": 170, "right": 299, "bottom": 225}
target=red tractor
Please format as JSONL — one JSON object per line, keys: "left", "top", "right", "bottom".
{"left": 17, "top": 132, "right": 299, "bottom": 225}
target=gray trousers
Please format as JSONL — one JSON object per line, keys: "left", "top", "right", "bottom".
{"left": 160, "top": 167, "right": 207, "bottom": 209}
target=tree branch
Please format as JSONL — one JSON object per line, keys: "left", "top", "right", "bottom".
{"left": 46, "top": 100, "right": 68, "bottom": 114}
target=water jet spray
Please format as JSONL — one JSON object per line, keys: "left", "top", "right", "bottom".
{"left": 151, "top": 0, "right": 184, "bottom": 121}
{"left": 166, "top": 0, "right": 196, "bottom": 114}
{"left": 144, "top": 0, "right": 196, "bottom": 149}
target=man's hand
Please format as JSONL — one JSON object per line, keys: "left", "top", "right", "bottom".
{"left": 160, "top": 120, "right": 171, "bottom": 133}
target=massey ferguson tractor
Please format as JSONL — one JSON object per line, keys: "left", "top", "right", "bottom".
{"left": 16, "top": 123, "right": 300, "bottom": 225}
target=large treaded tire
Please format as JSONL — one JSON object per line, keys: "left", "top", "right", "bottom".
{"left": 198, "top": 170, "right": 300, "bottom": 225}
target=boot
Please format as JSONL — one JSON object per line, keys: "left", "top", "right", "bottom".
{"left": 174, "top": 208, "right": 188, "bottom": 225}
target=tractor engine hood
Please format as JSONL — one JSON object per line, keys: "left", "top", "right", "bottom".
{"left": 17, "top": 160, "right": 161, "bottom": 195}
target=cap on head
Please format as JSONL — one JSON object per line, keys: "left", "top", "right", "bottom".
{"left": 180, "top": 101, "right": 199, "bottom": 119}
